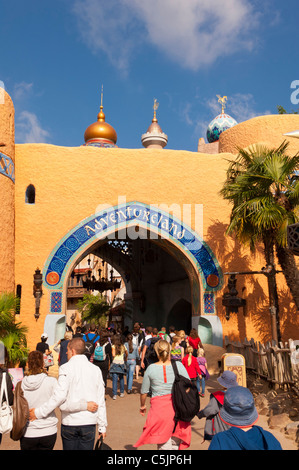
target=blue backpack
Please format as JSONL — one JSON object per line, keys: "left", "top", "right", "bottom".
{"left": 94, "top": 342, "right": 106, "bottom": 361}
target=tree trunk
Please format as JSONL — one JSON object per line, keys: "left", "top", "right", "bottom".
{"left": 275, "top": 244, "right": 299, "bottom": 311}
{"left": 263, "top": 237, "right": 281, "bottom": 343}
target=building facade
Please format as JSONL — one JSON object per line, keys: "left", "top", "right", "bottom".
{"left": 1, "top": 88, "right": 299, "bottom": 351}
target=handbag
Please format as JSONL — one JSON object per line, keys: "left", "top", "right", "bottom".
{"left": 94, "top": 435, "right": 112, "bottom": 450}
{"left": 43, "top": 353, "right": 54, "bottom": 367}
{"left": 10, "top": 380, "right": 29, "bottom": 441}
{"left": 0, "top": 372, "right": 13, "bottom": 435}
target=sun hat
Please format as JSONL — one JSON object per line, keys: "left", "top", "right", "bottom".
{"left": 219, "top": 386, "right": 259, "bottom": 428}
{"left": 217, "top": 370, "right": 238, "bottom": 389}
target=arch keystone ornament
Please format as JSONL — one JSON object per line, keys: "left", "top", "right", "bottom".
{"left": 43, "top": 201, "right": 223, "bottom": 315}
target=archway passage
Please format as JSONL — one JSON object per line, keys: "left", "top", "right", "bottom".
{"left": 66, "top": 232, "right": 194, "bottom": 331}
{"left": 167, "top": 299, "right": 192, "bottom": 334}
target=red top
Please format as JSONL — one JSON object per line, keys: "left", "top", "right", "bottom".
{"left": 182, "top": 355, "right": 202, "bottom": 379}
{"left": 187, "top": 336, "right": 201, "bottom": 350}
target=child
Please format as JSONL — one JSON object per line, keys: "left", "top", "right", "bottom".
{"left": 182, "top": 346, "right": 202, "bottom": 387}
{"left": 196, "top": 348, "right": 209, "bottom": 397}
{"left": 197, "top": 370, "right": 238, "bottom": 442}
{"left": 170, "top": 335, "right": 184, "bottom": 362}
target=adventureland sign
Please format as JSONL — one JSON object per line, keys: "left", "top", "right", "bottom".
{"left": 45, "top": 202, "right": 221, "bottom": 289}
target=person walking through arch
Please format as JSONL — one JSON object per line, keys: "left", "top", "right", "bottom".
{"left": 134, "top": 340, "right": 191, "bottom": 450}
{"left": 124, "top": 333, "right": 139, "bottom": 394}
{"left": 186, "top": 329, "right": 203, "bottom": 357}
{"left": 29, "top": 337, "right": 107, "bottom": 450}
{"left": 93, "top": 330, "right": 113, "bottom": 388}
{"left": 197, "top": 370, "right": 238, "bottom": 442}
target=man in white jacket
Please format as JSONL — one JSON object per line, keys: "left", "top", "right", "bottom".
{"left": 30, "top": 337, "right": 107, "bottom": 450}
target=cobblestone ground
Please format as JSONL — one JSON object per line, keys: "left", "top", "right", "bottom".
{"left": 1, "top": 374, "right": 297, "bottom": 451}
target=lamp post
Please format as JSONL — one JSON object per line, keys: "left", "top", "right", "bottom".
{"left": 33, "top": 267, "right": 43, "bottom": 320}
{"left": 222, "top": 265, "right": 282, "bottom": 343}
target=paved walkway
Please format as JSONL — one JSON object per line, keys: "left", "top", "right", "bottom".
{"left": 1, "top": 373, "right": 297, "bottom": 451}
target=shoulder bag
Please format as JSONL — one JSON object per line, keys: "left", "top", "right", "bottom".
{"left": 10, "top": 380, "right": 29, "bottom": 441}
{"left": 0, "top": 372, "right": 13, "bottom": 435}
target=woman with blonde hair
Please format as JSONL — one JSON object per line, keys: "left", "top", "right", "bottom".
{"left": 177, "top": 330, "right": 188, "bottom": 355}
{"left": 196, "top": 347, "right": 209, "bottom": 397}
{"left": 134, "top": 340, "right": 191, "bottom": 450}
{"left": 57, "top": 330, "right": 73, "bottom": 366}
{"left": 170, "top": 335, "right": 184, "bottom": 362}
{"left": 182, "top": 346, "right": 202, "bottom": 388}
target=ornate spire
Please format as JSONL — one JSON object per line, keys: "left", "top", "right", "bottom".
{"left": 83, "top": 85, "right": 118, "bottom": 147}
{"left": 141, "top": 98, "right": 168, "bottom": 149}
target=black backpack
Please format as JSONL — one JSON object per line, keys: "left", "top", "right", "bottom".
{"left": 145, "top": 337, "right": 160, "bottom": 364}
{"left": 171, "top": 360, "right": 200, "bottom": 431}
{"left": 84, "top": 333, "right": 99, "bottom": 360}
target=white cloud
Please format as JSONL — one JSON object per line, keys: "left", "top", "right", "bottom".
{"left": 13, "top": 82, "right": 34, "bottom": 101}
{"left": 15, "top": 111, "right": 51, "bottom": 144}
{"left": 72, "top": 0, "right": 261, "bottom": 73}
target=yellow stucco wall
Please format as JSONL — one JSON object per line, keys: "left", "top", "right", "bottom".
{"left": 14, "top": 139, "right": 299, "bottom": 351}
{"left": 219, "top": 114, "right": 299, "bottom": 155}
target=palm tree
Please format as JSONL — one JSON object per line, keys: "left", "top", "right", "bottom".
{"left": 77, "top": 292, "right": 122, "bottom": 328}
{"left": 0, "top": 292, "right": 29, "bottom": 366}
{"left": 220, "top": 141, "right": 299, "bottom": 341}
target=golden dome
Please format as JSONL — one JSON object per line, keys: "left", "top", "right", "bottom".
{"left": 84, "top": 105, "right": 117, "bottom": 144}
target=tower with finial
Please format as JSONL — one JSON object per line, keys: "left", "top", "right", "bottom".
{"left": 83, "top": 85, "right": 118, "bottom": 147}
{"left": 206, "top": 95, "right": 237, "bottom": 143}
{"left": 0, "top": 84, "right": 15, "bottom": 292}
{"left": 141, "top": 98, "right": 168, "bottom": 149}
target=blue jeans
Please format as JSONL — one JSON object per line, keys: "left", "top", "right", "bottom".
{"left": 61, "top": 424, "right": 96, "bottom": 450}
{"left": 111, "top": 372, "right": 124, "bottom": 396}
{"left": 126, "top": 359, "right": 136, "bottom": 391}
{"left": 197, "top": 376, "right": 205, "bottom": 394}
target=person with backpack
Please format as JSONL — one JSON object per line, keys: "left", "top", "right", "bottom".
{"left": 140, "top": 328, "right": 159, "bottom": 370}
{"left": 132, "top": 323, "right": 145, "bottom": 379}
{"left": 157, "top": 327, "right": 170, "bottom": 343}
{"left": 83, "top": 324, "right": 100, "bottom": 361}
{"left": 124, "top": 334, "right": 139, "bottom": 394}
{"left": 182, "top": 346, "right": 203, "bottom": 387}
{"left": 93, "top": 331, "right": 113, "bottom": 388}
{"left": 196, "top": 370, "right": 238, "bottom": 441}
{"left": 134, "top": 339, "right": 192, "bottom": 451}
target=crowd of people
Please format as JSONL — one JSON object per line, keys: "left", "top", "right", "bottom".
{"left": 0, "top": 321, "right": 283, "bottom": 451}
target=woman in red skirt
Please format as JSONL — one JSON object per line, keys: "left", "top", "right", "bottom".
{"left": 134, "top": 340, "right": 191, "bottom": 450}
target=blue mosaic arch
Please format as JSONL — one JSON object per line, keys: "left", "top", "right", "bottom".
{"left": 43, "top": 202, "right": 223, "bottom": 299}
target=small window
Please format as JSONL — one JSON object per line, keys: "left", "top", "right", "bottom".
{"left": 16, "top": 284, "right": 22, "bottom": 315}
{"left": 25, "top": 184, "right": 35, "bottom": 204}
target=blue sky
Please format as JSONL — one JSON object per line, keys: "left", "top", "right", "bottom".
{"left": 1, "top": 0, "right": 298, "bottom": 151}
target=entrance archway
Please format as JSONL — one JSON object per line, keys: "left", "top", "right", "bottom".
{"left": 42, "top": 201, "right": 223, "bottom": 341}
